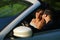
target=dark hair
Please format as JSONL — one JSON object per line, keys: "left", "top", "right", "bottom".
{"left": 36, "top": 8, "right": 44, "bottom": 12}
{"left": 32, "top": 7, "right": 45, "bottom": 18}
{"left": 33, "top": 4, "right": 45, "bottom": 13}
{"left": 44, "top": 10, "right": 52, "bottom": 15}
{"left": 44, "top": 9, "right": 54, "bottom": 19}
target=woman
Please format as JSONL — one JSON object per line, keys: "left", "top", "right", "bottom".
{"left": 30, "top": 9, "right": 46, "bottom": 30}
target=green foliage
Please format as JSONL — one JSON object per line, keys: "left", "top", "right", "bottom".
{"left": 0, "top": 2, "right": 27, "bottom": 18}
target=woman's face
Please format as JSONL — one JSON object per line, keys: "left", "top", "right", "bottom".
{"left": 42, "top": 14, "right": 46, "bottom": 19}
{"left": 35, "top": 10, "right": 44, "bottom": 19}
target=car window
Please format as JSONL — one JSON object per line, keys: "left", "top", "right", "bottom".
{"left": 0, "top": 0, "right": 32, "bottom": 32}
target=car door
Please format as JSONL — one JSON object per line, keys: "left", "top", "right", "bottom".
{"left": 0, "top": 0, "right": 41, "bottom": 40}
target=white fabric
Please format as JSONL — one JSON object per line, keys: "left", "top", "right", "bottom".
{"left": 30, "top": 22, "right": 37, "bottom": 28}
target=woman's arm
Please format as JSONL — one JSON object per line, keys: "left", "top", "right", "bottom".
{"left": 36, "top": 19, "right": 46, "bottom": 30}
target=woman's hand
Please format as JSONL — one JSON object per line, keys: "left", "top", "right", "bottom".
{"left": 36, "top": 18, "right": 46, "bottom": 30}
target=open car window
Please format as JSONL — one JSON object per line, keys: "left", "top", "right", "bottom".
{"left": 0, "top": 0, "right": 32, "bottom": 32}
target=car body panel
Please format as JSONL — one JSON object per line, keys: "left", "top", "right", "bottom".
{"left": 15, "top": 29, "right": 60, "bottom": 40}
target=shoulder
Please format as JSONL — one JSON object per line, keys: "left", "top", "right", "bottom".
{"left": 42, "top": 20, "right": 55, "bottom": 30}
{"left": 30, "top": 18, "right": 35, "bottom": 25}
{"left": 31, "top": 19, "right": 36, "bottom": 22}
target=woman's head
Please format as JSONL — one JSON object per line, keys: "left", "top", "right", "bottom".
{"left": 35, "top": 9, "right": 44, "bottom": 20}
{"left": 42, "top": 9, "right": 54, "bottom": 23}
{"left": 42, "top": 9, "right": 53, "bottom": 19}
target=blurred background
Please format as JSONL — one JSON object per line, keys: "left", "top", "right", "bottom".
{"left": 41, "top": 0, "right": 60, "bottom": 10}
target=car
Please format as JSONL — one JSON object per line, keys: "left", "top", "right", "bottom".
{"left": 0, "top": 0, "right": 60, "bottom": 40}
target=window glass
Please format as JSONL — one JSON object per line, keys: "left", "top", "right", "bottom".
{"left": 0, "top": 0, "right": 32, "bottom": 31}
